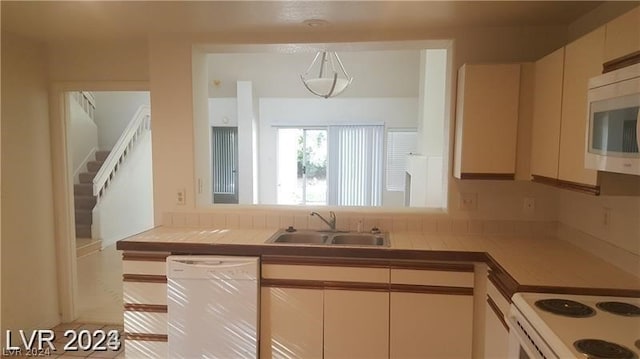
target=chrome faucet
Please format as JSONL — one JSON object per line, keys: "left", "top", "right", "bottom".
{"left": 310, "top": 211, "right": 336, "bottom": 231}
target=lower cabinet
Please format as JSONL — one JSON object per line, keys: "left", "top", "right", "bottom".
{"left": 483, "top": 300, "right": 509, "bottom": 359}
{"left": 260, "top": 259, "right": 477, "bottom": 359}
{"left": 324, "top": 290, "right": 389, "bottom": 359}
{"left": 483, "top": 275, "right": 512, "bottom": 359}
{"left": 390, "top": 292, "right": 473, "bottom": 359}
{"left": 389, "top": 266, "right": 475, "bottom": 359}
{"left": 260, "top": 287, "right": 324, "bottom": 359}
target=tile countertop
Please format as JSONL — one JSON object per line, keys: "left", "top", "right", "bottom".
{"left": 117, "top": 226, "right": 640, "bottom": 294}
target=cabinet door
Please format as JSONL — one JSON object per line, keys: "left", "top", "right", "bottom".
{"left": 604, "top": 6, "right": 640, "bottom": 63}
{"left": 324, "top": 290, "right": 389, "bottom": 359}
{"left": 559, "top": 27, "right": 605, "bottom": 186}
{"left": 454, "top": 64, "right": 521, "bottom": 179}
{"left": 484, "top": 300, "right": 509, "bottom": 359}
{"left": 260, "top": 287, "right": 323, "bottom": 359}
{"left": 531, "top": 47, "right": 565, "bottom": 179}
{"left": 390, "top": 292, "right": 473, "bottom": 359}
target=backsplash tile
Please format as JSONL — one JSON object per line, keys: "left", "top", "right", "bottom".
{"left": 436, "top": 218, "right": 452, "bottom": 234}
{"left": 198, "top": 213, "right": 214, "bottom": 227}
{"left": 392, "top": 218, "right": 408, "bottom": 232}
{"left": 212, "top": 214, "right": 226, "bottom": 228}
{"left": 163, "top": 210, "right": 558, "bottom": 238}
{"left": 265, "top": 214, "right": 280, "bottom": 229}
{"left": 251, "top": 214, "right": 266, "bottom": 229}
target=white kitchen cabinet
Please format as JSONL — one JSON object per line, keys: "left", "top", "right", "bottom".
{"left": 558, "top": 27, "right": 605, "bottom": 187}
{"left": 390, "top": 292, "right": 473, "bottom": 359}
{"left": 324, "top": 290, "right": 389, "bottom": 359}
{"left": 483, "top": 276, "right": 511, "bottom": 359}
{"left": 260, "top": 287, "right": 324, "bottom": 359}
{"left": 604, "top": 6, "right": 640, "bottom": 63}
{"left": 261, "top": 262, "right": 390, "bottom": 358}
{"left": 531, "top": 47, "right": 565, "bottom": 180}
{"left": 121, "top": 254, "right": 171, "bottom": 358}
{"left": 483, "top": 300, "right": 509, "bottom": 359}
{"left": 454, "top": 63, "right": 521, "bottom": 179}
{"left": 389, "top": 267, "right": 474, "bottom": 359}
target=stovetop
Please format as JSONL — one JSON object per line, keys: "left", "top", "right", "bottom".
{"left": 513, "top": 293, "right": 640, "bottom": 358}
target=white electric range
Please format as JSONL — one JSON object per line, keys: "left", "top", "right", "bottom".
{"left": 508, "top": 292, "right": 640, "bottom": 359}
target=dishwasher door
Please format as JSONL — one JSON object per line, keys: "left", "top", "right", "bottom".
{"left": 167, "top": 255, "right": 259, "bottom": 358}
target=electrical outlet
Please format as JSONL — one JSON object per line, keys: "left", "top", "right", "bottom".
{"left": 523, "top": 197, "right": 535, "bottom": 216}
{"left": 603, "top": 207, "right": 611, "bottom": 227}
{"left": 177, "top": 189, "right": 186, "bottom": 205}
{"left": 459, "top": 193, "right": 477, "bottom": 210}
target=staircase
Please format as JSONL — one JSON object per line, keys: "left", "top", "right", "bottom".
{"left": 74, "top": 150, "right": 110, "bottom": 256}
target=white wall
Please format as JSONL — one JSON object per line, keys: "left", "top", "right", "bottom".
{"left": 208, "top": 50, "right": 420, "bottom": 98}
{"left": 1, "top": 33, "right": 61, "bottom": 340}
{"left": 258, "top": 97, "right": 419, "bottom": 205}
{"left": 93, "top": 91, "right": 150, "bottom": 150}
{"left": 69, "top": 97, "right": 98, "bottom": 177}
{"left": 237, "top": 82, "right": 257, "bottom": 204}
{"left": 209, "top": 98, "right": 238, "bottom": 127}
{"left": 558, "top": 190, "right": 640, "bottom": 251}
{"left": 93, "top": 132, "right": 154, "bottom": 248}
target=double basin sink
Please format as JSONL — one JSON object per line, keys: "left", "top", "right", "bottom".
{"left": 266, "top": 229, "right": 390, "bottom": 247}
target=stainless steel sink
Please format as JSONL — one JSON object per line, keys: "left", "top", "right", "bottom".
{"left": 266, "top": 230, "right": 389, "bottom": 247}
{"left": 330, "top": 233, "right": 388, "bottom": 246}
{"left": 270, "top": 232, "right": 329, "bottom": 244}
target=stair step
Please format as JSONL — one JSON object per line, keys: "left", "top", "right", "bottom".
{"left": 76, "top": 238, "right": 101, "bottom": 258}
{"left": 79, "top": 172, "right": 97, "bottom": 184}
{"left": 75, "top": 210, "right": 92, "bottom": 225}
{"left": 75, "top": 196, "right": 96, "bottom": 210}
{"left": 95, "top": 151, "right": 111, "bottom": 162}
{"left": 76, "top": 224, "right": 92, "bottom": 238}
{"left": 87, "top": 161, "right": 104, "bottom": 172}
{"left": 74, "top": 184, "right": 93, "bottom": 196}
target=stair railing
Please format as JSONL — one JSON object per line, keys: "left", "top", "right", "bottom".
{"left": 93, "top": 105, "right": 151, "bottom": 202}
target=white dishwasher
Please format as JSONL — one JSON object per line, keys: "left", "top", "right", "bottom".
{"left": 167, "top": 255, "right": 259, "bottom": 358}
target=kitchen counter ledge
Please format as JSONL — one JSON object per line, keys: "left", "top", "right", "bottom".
{"left": 116, "top": 227, "right": 640, "bottom": 298}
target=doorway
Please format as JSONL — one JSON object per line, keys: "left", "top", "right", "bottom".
{"left": 212, "top": 126, "right": 239, "bottom": 204}
{"left": 53, "top": 85, "right": 152, "bottom": 324}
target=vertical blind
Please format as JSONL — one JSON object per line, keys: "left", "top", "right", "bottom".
{"left": 212, "top": 127, "right": 237, "bottom": 194}
{"left": 386, "top": 131, "right": 418, "bottom": 191}
{"left": 327, "top": 125, "right": 384, "bottom": 206}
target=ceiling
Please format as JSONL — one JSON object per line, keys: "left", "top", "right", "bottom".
{"left": 2, "top": 1, "right": 606, "bottom": 42}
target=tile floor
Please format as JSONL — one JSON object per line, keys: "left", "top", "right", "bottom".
{"left": 5, "top": 245, "right": 126, "bottom": 358}
{"left": 76, "top": 244, "right": 123, "bottom": 324}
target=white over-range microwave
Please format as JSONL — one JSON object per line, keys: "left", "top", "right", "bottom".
{"left": 586, "top": 63, "right": 640, "bottom": 176}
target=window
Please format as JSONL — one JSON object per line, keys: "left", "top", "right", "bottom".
{"left": 277, "top": 128, "right": 328, "bottom": 205}
{"left": 277, "top": 125, "right": 385, "bottom": 207}
{"left": 386, "top": 130, "right": 417, "bottom": 192}
{"left": 327, "top": 125, "right": 384, "bottom": 206}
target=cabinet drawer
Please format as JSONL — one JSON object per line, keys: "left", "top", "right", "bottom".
{"left": 262, "top": 264, "right": 389, "bottom": 283}
{"left": 124, "top": 312, "right": 168, "bottom": 335}
{"left": 125, "top": 340, "right": 167, "bottom": 359}
{"left": 123, "top": 260, "right": 166, "bottom": 276}
{"left": 123, "top": 282, "right": 167, "bottom": 305}
{"left": 390, "top": 268, "right": 474, "bottom": 288}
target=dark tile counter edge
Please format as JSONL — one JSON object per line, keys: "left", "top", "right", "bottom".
{"left": 116, "top": 241, "right": 640, "bottom": 298}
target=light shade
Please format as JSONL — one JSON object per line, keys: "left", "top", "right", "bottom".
{"left": 301, "top": 51, "right": 353, "bottom": 99}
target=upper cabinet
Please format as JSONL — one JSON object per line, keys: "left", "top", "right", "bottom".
{"left": 454, "top": 63, "right": 521, "bottom": 180}
{"left": 604, "top": 6, "right": 640, "bottom": 64}
{"left": 530, "top": 47, "right": 565, "bottom": 180}
{"left": 559, "top": 27, "right": 605, "bottom": 187}
{"left": 530, "top": 27, "right": 607, "bottom": 193}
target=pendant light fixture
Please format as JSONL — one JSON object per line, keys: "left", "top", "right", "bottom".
{"left": 301, "top": 51, "right": 353, "bottom": 98}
